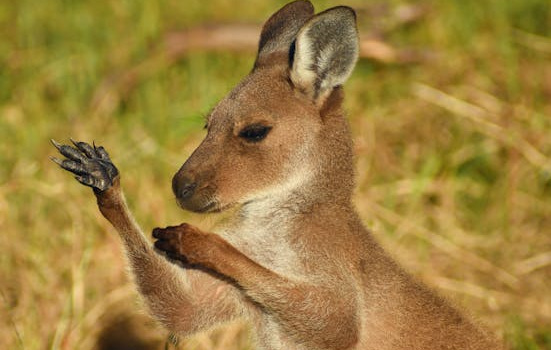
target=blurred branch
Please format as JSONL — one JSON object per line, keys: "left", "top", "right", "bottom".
{"left": 429, "top": 276, "right": 512, "bottom": 310}
{"left": 164, "top": 24, "right": 259, "bottom": 56}
{"left": 412, "top": 83, "right": 551, "bottom": 172}
{"left": 432, "top": 276, "right": 551, "bottom": 322}
{"left": 515, "top": 251, "right": 551, "bottom": 275}
{"left": 164, "top": 23, "right": 429, "bottom": 64}
{"left": 90, "top": 6, "right": 430, "bottom": 116}
{"left": 355, "top": 3, "right": 429, "bottom": 35}
{"left": 513, "top": 29, "right": 551, "bottom": 55}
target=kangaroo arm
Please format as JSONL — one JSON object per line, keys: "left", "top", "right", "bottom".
{"left": 99, "top": 180, "right": 245, "bottom": 334}
{"left": 52, "top": 140, "right": 244, "bottom": 335}
{"left": 154, "top": 223, "right": 359, "bottom": 349}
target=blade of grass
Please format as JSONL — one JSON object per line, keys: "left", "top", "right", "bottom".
{"left": 412, "top": 83, "right": 550, "bottom": 172}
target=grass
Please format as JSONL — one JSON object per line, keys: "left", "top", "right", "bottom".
{"left": 1, "top": 0, "right": 550, "bottom": 349}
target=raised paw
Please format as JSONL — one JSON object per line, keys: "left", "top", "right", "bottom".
{"left": 51, "top": 139, "right": 119, "bottom": 192}
{"left": 152, "top": 223, "right": 213, "bottom": 267}
{"left": 153, "top": 223, "right": 193, "bottom": 263}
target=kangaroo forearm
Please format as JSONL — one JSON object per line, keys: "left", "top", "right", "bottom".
{"left": 134, "top": 258, "right": 242, "bottom": 335}
{"left": 192, "top": 240, "right": 359, "bottom": 348}
{"left": 94, "top": 181, "right": 242, "bottom": 334}
{"left": 94, "top": 179, "right": 151, "bottom": 255}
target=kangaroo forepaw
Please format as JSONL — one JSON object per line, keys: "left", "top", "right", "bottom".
{"left": 51, "top": 139, "right": 119, "bottom": 192}
{"left": 153, "top": 224, "right": 192, "bottom": 262}
{"left": 152, "top": 223, "right": 215, "bottom": 266}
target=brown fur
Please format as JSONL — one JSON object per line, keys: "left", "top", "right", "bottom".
{"left": 55, "top": 1, "right": 504, "bottom": 349}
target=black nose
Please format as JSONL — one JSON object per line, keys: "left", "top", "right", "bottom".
{"left": 172, "top": 176, "right": 197, "bottom": 200}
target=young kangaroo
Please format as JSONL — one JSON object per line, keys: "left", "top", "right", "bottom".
{"left": 52, "top": 1, "right": 503, "bottom": 349}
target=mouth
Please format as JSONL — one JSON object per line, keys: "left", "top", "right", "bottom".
{"left": 175, "top": 197, "right": 233, "bottom": 214}
{"left": 197, "top": 201, "right": 217, "bottom": 213}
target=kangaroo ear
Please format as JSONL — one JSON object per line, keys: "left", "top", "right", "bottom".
{"left": 290, "top": 6, "right": 359, "bottom": 102}
{"left": 254, "top": 0, "right": 314, "bottom": 69}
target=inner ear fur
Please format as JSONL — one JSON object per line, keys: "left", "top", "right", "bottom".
{"left": 290, "top": 6, "right": 359, "bottom": 103}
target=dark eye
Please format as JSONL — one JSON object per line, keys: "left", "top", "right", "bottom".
{"left": 238, "top": 124, "right": 272, "bottom": 143}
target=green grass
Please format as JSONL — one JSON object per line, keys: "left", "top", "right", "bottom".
{"left": 1, "top": 0, "right": 550, "bottom": 349}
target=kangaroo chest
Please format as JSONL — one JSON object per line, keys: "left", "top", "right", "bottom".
{"left": 217, "top": 206, "right": 305, "bottom": 279}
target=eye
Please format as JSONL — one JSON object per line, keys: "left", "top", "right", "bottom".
{"left": 238, "top": 124, "right": 272, "bottom": 143}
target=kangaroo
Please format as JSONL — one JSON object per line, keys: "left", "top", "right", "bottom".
{"left": 52, "top": 1, "right": 503, "bottom": 349}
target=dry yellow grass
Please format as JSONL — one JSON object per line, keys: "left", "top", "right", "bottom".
{"left": 1, "top": 0, "right": 550, "bottom": 349}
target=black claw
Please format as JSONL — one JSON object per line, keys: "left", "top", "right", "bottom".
{"left": 60, "top": 159, "right": 88, "bottom": 175}
{"left": 51, "top": 156, "right": 86, "bottom": 175}
{"left": 50, "top": 139, "right": 62, "bottom": 151}
{"left": 95, "top": 145, "right": 111, "bottom": 161}
{"left": 71, "top": 139, "right": 97, "bottom": 158}
{"left": 50, "top": 156, "right": 63, "bottom": 166}
{"left": 52, "top": 139, "right": 87, "bottom": 163}
{"left": 60, "top": 145, "right": 87, "bottom": 163}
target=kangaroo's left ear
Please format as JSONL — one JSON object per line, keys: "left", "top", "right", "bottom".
{"left": 290, "top": 6, "right": 359, "bottom": 103}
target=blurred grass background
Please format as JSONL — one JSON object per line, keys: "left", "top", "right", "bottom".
{"left": 1, "top": 0, "right": 550, "bottom": 349}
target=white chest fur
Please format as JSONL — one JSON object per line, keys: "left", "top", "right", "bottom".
{"left": 216, "top": 195, "right": 306, "bottom": 280}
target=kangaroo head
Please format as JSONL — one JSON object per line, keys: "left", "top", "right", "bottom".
{"left": 172, "top": 0, "right": 359, "bottom": 213}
